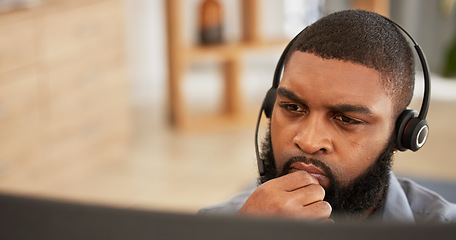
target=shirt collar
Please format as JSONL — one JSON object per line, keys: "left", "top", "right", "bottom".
{"left": 373, "top": 171, "right": 415, "bottom": 223}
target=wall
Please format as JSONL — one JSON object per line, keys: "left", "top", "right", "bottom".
{"left": 391, "top": 0, "right": 456, "bottom": 75}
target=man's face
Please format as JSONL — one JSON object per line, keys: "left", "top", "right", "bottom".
{"left": 270, "top": 52, "right": 396, "bottom": 193}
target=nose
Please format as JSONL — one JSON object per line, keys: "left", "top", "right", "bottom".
{"left": 292, "top": 113, "right": 334, "bottom": 154}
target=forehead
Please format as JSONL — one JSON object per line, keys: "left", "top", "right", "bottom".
{"left": 280, "top": 52, "right": 393, "bottom": 116}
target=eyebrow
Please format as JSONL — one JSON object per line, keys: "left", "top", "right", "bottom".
{"left": 330, "top": 104, "right": 373, "bottom": 115}
{"left": 277, "top": 87, "right": 305, "bottom": 104}
{"left": 277, "top": 87, "right": 373, "bottom": 115}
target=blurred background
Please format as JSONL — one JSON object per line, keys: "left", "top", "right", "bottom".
{"left": 0, "top": 0, "right": 455, "bottom": 214}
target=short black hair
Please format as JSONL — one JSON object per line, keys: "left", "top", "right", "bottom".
{"left": 284, "top": 10, "right": 415, "bottom": 117}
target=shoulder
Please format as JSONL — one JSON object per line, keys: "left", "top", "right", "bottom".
{"left": 397, "top": 177, "right": 456, "bottom": 223}
{"left": 198, "top": 187, "right": 256, "bottom": 216}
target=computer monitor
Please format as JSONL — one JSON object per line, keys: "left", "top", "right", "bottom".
{"left": 0, "top": 192, "right": 455, "bottom": 240}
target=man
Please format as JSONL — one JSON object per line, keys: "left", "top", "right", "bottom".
{"left": 200, "top": 10, "right": 456, "bottom": 223}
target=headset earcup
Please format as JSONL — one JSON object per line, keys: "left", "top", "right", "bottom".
{"left": 262, "top": 88, "right": 277, "bottom": 119}
{"left": 403, "top": 118, "right": 429, "bottom": 151}
{"left": 395, "top": 110, "right": 429, "bottom": 152}
{"left": 395, "top": 110, "right": 416, "bottom": 151}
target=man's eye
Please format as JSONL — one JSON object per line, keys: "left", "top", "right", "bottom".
{"left": 279, "top": 103, "right": 304, "bottom": 113}
{"left": 335, "top": 115, "right": 362, "bottom": 125}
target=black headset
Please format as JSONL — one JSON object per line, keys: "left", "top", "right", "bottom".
{"left": 255, "top": 16, "right": 431, "bottom": 176}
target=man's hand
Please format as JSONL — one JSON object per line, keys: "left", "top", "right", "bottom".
{"left": 238, "top": 171, "right": 332, "bottom": 220}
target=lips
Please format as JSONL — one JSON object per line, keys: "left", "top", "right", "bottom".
{"left": 289, "top": 162, "right": 329, "bottom": 187}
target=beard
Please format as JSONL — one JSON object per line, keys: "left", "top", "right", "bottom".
{"left": 258, "top": 124, "right": 395, "bottom": 220}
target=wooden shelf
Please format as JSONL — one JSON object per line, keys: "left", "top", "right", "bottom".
{"left": 166, "top": 0, "right": 287, "bottom": 131}
{"left": 185, "top": 39, "right": 288, "bottom": 63}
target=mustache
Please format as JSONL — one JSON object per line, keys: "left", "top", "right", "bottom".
{"left": 279, "top": 156, "right": 336, "bottom": 186}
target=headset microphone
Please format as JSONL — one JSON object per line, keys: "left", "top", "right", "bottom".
{"left": 255, "top": 15, "right": 431, "bottom": 176}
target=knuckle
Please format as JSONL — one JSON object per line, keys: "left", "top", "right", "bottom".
{"left": 316, "top": 185, "right": 326, "bottom": 197}
{"left": 279, "top": 201, "right": 294, "bottom": 214}
{"left": 318, "top": 201, "right": 332, "bottom": 214}
{"left": 254, "top": 183, "right": 272, "bottom": 196}
{"left": 296, "top": 171, "right": 315, "bottom": 183}
{"left": 305, "top": 201, "right": 332, "bottom": 219}
{"left": 308, "top": 184, "right": 326, "bottom": 198}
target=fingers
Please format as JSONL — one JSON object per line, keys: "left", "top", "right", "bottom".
{"left": 238, "top": 171, "right": 332, "bottom": 220}
{"left": 288, "top": 183, "right": 326, "bottom": 206}
{"left": 280, "top": 184, "right": 330, "bottom": 220}
{"left": 265, "top": 171, "right": 319, "bottom": 192}
{"left": 292, "top": 200, "right": 332, "bottom": 220}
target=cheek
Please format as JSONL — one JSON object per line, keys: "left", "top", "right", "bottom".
{"left": 336, "top": 129, "right": 392, "bottom": 184}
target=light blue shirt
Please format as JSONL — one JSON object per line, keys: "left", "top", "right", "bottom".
{"left": 199, "top": 172, "right": 456, "bottom": 223}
